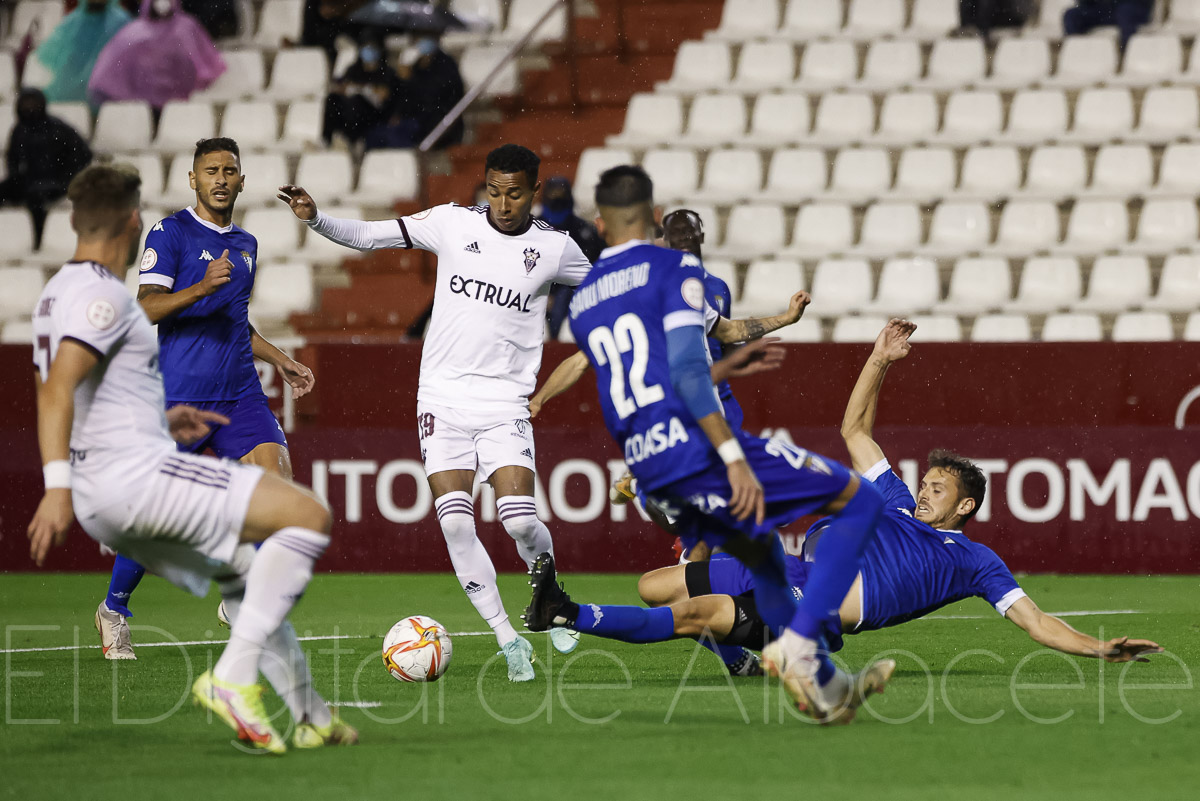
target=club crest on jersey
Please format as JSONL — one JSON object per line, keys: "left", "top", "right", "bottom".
{"left": 241, "top": 251, "right": 254, "bottom": 272}
{"left": 523, "top": 247, "right": 541, "bottom": 274}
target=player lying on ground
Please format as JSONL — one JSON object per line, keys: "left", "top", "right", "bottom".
{"left": 96, "top": 136, "right": 316, "bottom": 661}
{"left": 28, "top": 165, "right": 353, "bottom": 754}
{"left": 280, "top": 145, "right": 588, "bottom": 681}
{"left": 525, "top": 319, "right": 1162, "bottom": 672}
{"left": 561, "top": 164, "right": 894, "bottom": 725}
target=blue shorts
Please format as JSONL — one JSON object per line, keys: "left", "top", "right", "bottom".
{"left": 700, "top": 552, "right": 811, "bottom": 597}
{"left": 168, "top": 394, "right": 288, "bottom": 460}
{"left": 649, "top": 432, "right": 855, "bottom": 551}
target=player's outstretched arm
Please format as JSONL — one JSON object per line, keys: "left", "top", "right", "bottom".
{"left": 278, "top": 185, "right": 408, "bottom": 251}
{"left": 840, "top": 318, "right": 917, "bottom": 473}
{"left": 28, "top": 341, "right": 98, "bottom": 565}
{"left": 529, "top": 350, "right": 590, "bottom": 418}
{"left": 138, "top": 250, "right": 232, "bottom": 323}
{"left": 1005, "top": 596, "right": 1164, "bottom": 663}
{"left": 249, "top": 325, "right": 315, "bottom": 399}
{"left": 711, "top": 290, "right": 811, "bottom": 344}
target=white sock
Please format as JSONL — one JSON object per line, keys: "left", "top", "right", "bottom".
{"left": 436, "top": 492, "right": 517, "bottom": 648}
{"left": 496, "top": 495, "right": 554, "bottom": 568}
{"left": 214, "top": 527, "right": 329, "bottom": 686}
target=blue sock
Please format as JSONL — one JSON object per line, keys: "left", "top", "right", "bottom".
{"left": 746, "top": 533, "right": 800, "bottom": 637}
{"left": 570, "top": 603, "right": 676, "bottom": 643}
{"left": 104, "top": 555, "right": 145, "bottom": 618}
{"left": 789, "top": 480, "right": 883, "bottom": 643}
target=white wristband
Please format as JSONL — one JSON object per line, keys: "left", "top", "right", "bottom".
{"left": 717, "top": 439, "right": 745, "bottom": 465}
{"left": 43, "top": 460, "right": 71, "bottom": 490}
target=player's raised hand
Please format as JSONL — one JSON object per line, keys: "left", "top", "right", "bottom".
{"left": 784, "top": 290, "right": 812, "bottom": 324}
{"left": 278, "top": 185, "right": 318, "bottom": 221}
{"left": 166, "top": 405, "right": 230, "bottom": 444}
{"left": 1101, "top": 636, "right": 1164, "bottom": 663}
{"left": 199, "top": 250, "right": 233, "bottom": 296}
{"left": 715, "top": 337, "right": 786, "bottom": 382}
{"left": 727, "top": 459, "right": 765, "bottom": 525}
{"left": 27, "top": 490, "right": 74, "bottom": 567}
{"left": 279, "top": 356, "right": 316, "bottom": 399}
{"left": 874, "top": 318, "right": 917, "bottom": 363}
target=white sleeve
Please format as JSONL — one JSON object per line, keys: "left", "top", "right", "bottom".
{"left": 55, "top": 279, "right": 135, "bottom": 359}
{"left": 704, "top": 302, "right": 720, "bottom": 335}
{"left": 396, "top": 204, "right": 452, "bottom": 253}
{"left": 554, "top": 235, "right": 592, "bottom": 286}
{"left": 307, "top": 210, "right": 409, "bottom": 251}
{"left": 862, "top": 458, "right": 892, "bottom": 482}
{"left": 995, "top": 588, "right": 1029, "bottom": 617}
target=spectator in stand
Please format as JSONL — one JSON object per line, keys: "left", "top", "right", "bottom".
{"left": 180, "top": 0, "right": 239, "bottom": 40}
{"left": 539, "top": 177, "right": 603, "bottom": 339}
{"left": 956, "top": 0, "right": 1033, "bottom": 40}
{"left": 323, "top": 36, "right": 403, "bottom": 148}
{"left": 401, "top": 37, "right": 465, "bottom": 147}
{"left": 89, "top": 0, "right": 226, "bottom": 112}
{"left": 34, "top": 0, "right": 132, "bottom": 104}
{"left": 1063, "top": 0, "right": 1154, "bottom": 49}
{"left": 303, "top": 0, "right": 362, "bottom": 60}
{"left": 0, "top": 89, "right": 92, "bottom": 247}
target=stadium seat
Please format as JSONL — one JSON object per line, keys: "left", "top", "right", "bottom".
{"left": 501, "top": 0, "right": 566, "bottom": 42}
{"left": 92, "top": 101, "right": 153, "bottom": 153}
{"left": 46, "top": 102, "right": 90, "bottom": 138}
{"left": 0, "top": 211, "right": 35, "bottom": 265}
{"left": 1072, "top": 88, "right": 1135, "bottom": 140}
{"left": 740, "top": 259, "right": 805, "bottom": 316}
{"left": 255, "top": 0, "right": 304, "bottom": 48}
{"left": 1134, "top": 198, "right": 1198, "bottom": 249}
{"left": 779, "top": 0, "right": 843, "bottom": 39}
{"left": 1007, "top": 89, "right": 1069, "bottom": 142}
{"left": 719, "top": 203, "right": 786, "bottom": 260}
{"left": 926, "top": 201, "right": 990, "bottom": 253}
{"left": 1137, "top": 87, "right": 1200, "bottom": 139}
{"left": 798, "top": 41, "right": 859, "bottom": 88}
{"left": 1009, "top": 257, "right": 1082, "bottom": 312}
{"left": 197, "top": 50, "right": 265, "bottom": 101}
{"left": 459, "top": 46, "right": 519, "bottom": 97}
{"left": 241, "top": 208, "right": 302, "bottom": 263}
{"left": 971, "top": 313, "right": 1032, "bottom": 342}
{"left": 1187, "top": 313, "right": 1200, "bottom": 341}
{"left": 861, "top": 40, "right": 922, "bottom": 90}
{"left": 845, "top": 0, "right": 906, "bottom": 38}
{"left": 829, "top": 148, "right": 891, "bottom": 200}
{"left": 122, "top": 154, "right": 166, "bottom": 207}
{"left": 611, "top": 93, "right": 682, "bottom": 147}
{"left": 868, "top": 256, "right": 940, "bottom": 314}
{"left": 908, "top": 0, "right": 958, "bottom": 39}
{"left": 762, "top": 147, "right": 827, "bottom": 201}
{"left": 663, "top": 41, "right": 731, "bottom": 91}
{"left": 876, "top": 92, "right": 938, "bottom": 144}
{"left": 892, "top": 147, "right": 955, "bottom": 201}
{"left": 1156, "top": 144, "right": 1200, "bottom": 195}
{"left": 748, "top": 93, "right": 811, "bottom": 145}
{"left": 1118, "top": 33, "right": 1183, "bottom": 85}
{"left": 788, "top": 202, "right": 854, "bottom": 257}
{"left": 712, "top": 0, "right": 780, "bottom": 40}
{"left": 907, "top": 314, "right": 963, "bottom": 342}
{"left": 995, "top": 200, "right": 1060, "bottom": 253}
{"left": 857, "top": 202, "right": 921, "bottom": 255}
{"left": 0, "top": 265, "right": 43, "bottom": 320}
{"left": 1041, "top": 312, "right": 1102, "bottom": 341}
{"left": 702, "top": 259, "right": 738, "bottom": 300}
{"left": 812, "top": 92, "right": 874, "bottom": 142}
{"left": 988, "top": 38, "right": 1051, "bottom": 88}
{"left": 698, "top": 148, "right": 763, "bottom": 201}
{"left": 36, "top": 210, "right": 74, "bottom": 265}
{"left": 832, "top": 315, "right": 890, "bottom": 343}
{"left": 0, "top": 318, "right": 35, "bottom": 344}
{"left": 279, "top": 100, "right": 323, "bottom": 151}
{"left": 1090, "top": 144, "right": 1153, "bottom": 197}
{"left": 734, "top": 41, "right": 795, "bottom": 88}
{"left": 925, "top": 39, "right": 986, "bottom": 89}
{"left": 221, "top": 101, "right": 279, "bottom": 151}
{"left": 1050, "top": 35, "right": 1117, "bottom": 87}
{"left": 162, "top": 154, "right": 199, "bottom": 208}
{"left": 959, "top": 146, "right": 1021, "bottom": 199}
{"left": 445, "top": 0, "right": 504, "bottom": 38}
{"left": 773, "top": 318, "right": 823, "bottom": 342}
{"left": 1184, "top": 37, "right": 1200, "bottom": 81}
{"left": 1060, "top": 200, "right": 1129, "bottom": 253}
{"left": 684, "top": 94, "right": 747, "bottom": 145}
{"left": 356, "top": 150, "right": 421, "bottom": 205}
{"left": 266, "top": 48, "right": 329, "bottom": 101}
{"left": 1033, "top": 0, "right": 1074, "bottom": 32}
{"left": 1025, "top": 145, "right": 1086, "bottom": 198}
{"left": 1171, "top": 0, "right": 1200, "bottom": 29}
{"left": 1148, "top": 255, "right": 1200, "bottom": 311}
{"left": 575, "top": 148, "right": 634, "bottom": 209}
{"left": 248, "top": 262, "right": 314, "bottom": 321}
{"left": 238, "top": 153, "right": 290, "bottom": 207}
{"left": 1112, "top": 312, "right": 1174, "bottom": 341}
{"left": 0, "top": 105, "right": 13, "bottom": 143}
{"left": 1077, "top": 256, "right": 1150, "bottom": 311}
{"left": 642, "top": 149, "right": 699, "bottom": 200}
{"left": 941, "top": 90, "right": 1003, "bottom": 144}
{"left": 809, "top": 258, "right": 873, "bottom": 315}
{"left": 154, "top": 100, "right": 215, "bottom": 153}
{"left": 4, "top": 1, "right": 63, "bottom": 50}
{"left": 934, "top": 257, "right": 1011, "bottom": 313}
{"left": 295, "top": 152, "right": 354, "bottom": 203}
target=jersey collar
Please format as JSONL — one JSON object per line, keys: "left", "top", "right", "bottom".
{"left": 599, "top": 239, "right": 649, "bottom": 260}
{"left": 485, "top": 208, "right": 533, "bottom": 237}
{"left": 187, "top": 206, "right": 234, "bottom": 234}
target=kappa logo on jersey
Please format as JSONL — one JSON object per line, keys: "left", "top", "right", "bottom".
{"left": 523, "top": 247, "right": 541, "bottom": 274}
{"left": 152, "top": 221, "right": 164, "bottom": 232}
{"left": 240, "top": 251, "right": 254, "bottom": 272}
{"left": 199, "top": 250, "right": 215, "bottom": 262}
{"left": 140, "top": 248, "right": 158, "bottom": 272}
{"left": 448, "top": 275, "right": 534, "bottom": 312}
{"left": 464, "top": 241, "right": 481, "bottom": 254}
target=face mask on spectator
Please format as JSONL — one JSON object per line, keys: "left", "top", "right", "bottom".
{"left": 360, "top": 45, "right": 381, "bottom": 65}
{"left": 152, "top": 0, "right": 172, "bottom": 17}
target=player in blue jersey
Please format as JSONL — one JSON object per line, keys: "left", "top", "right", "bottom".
{"left": 539, "top": 165, "right": 893, "bottom": 724}
{"left": 527, "top": 319, "right": 1163, "bottom": 670}
{"left": 94, "top": 138, "right": 317, "bottom": 664}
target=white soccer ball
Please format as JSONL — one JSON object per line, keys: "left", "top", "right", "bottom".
{"left": 381, "top": 615, "right": 452, "bottom": 682}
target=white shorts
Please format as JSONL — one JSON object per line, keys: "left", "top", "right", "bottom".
{"left": 416, "top": 402, "right": 536, "bottom": 480}
{"left": 75, "top": 450, "right": 264, "bottom": 597}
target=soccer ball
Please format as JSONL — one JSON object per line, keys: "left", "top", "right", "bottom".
{"left": 382, "top": 616, "right": 452, "bottom": 682}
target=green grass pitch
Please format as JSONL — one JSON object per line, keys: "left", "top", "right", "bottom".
{"left": 2, "top": 572, "right": 1197, "bottom": 800}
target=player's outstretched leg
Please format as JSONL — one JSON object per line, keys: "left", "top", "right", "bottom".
{"left": 95, "top": 555, "right": 145, "bottom": 660}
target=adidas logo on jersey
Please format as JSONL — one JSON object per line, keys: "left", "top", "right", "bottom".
{"left": 199, "top": 250, "right": 215, "bottom": 262}
{"left": 520, "top": 448, "right": 533, "bottom": 459}
{"left": 464, "top": 581, "right": 484, "bottom": 594}
{"left": 464, "top": 241, "right": 481, "bottom": 254}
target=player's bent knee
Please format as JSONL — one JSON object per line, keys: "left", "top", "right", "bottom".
{"left": 638, "top": 567, "right": 681, "bottom": 606}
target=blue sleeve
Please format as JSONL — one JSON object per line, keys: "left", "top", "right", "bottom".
{"left": 864, "top": 459, "right": 917, "bottom": 511}
{"left": 138, "top": 218, "right": 184, "bottom": 290}
{"left": 663, "top": 251, "right": 721, "bottom": 422}
{"left": 972, "top": 546, "right": 1025, "bottom": 615}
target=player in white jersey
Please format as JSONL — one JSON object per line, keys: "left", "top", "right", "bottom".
{"left": 279, "top": 144, "right": 587, "bottom": 680}
{"left": 27, "top": 165, "right": 355, "bottom": 753}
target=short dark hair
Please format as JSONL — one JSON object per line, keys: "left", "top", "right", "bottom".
{"left": 595, "top": 165, "right": 653, "bottom": 208}
{"left": 928, "top": 449, "right": 986, "bottom": 525}
{"left": 663, "top": 208, "right": 704, "bottom": 233}
{"left": 485, "top": 144, "right": 539, "bottom": 186}
{"left": 67, "top": 163, "right": 141, "bottom": 237}
{"left": 193, "top": 137, "right": 240, "bottom": 167}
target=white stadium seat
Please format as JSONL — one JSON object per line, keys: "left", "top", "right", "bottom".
{"left": 829, "top": 148, "right": 891, "bottom": 199}
{"left": 92, "top": 101, "right": 153, "bottom": 153}
{"left": 907, "top": 314, "right": 963, "bottom": 342}
{"left": 1078, "top": 256, "right": 1150, "bottom": 311}
{"left": 502, "top": 0, "right": 567, "bottom": 42}
{"left": 255, "top": 0, "right": 304, "bottom": 48}
{"left": 780, "top": 0, "right": 843, "bottom": 39}
{"left": 812, "top": 92, "right": 874, "bottom": 141}
{"left": 748, "top": 93, "right": 811, "bottom": 145}
{"left": 988, "top": 38, "right": 1051, "bottom": 88}
{"left": 876, "top": 92, "right": 938, "bottom": 144}
{"left": 935, "top": 257, "right": 1011, "bottom": 313}
{"left": 1157, "top": 144, "right": 1200, "bottom": 195}
{"left": 740, "top": 259, "right": 805, "bottom": 316}
{"left": 1025, "top": 145, "right": 1086, "bottom": 197}
{"left": 720, "top": 203, "right": 786, "bottom": 259}
{"left": 280, "top": 101, "right": 324, "bottom": 151}
{"left": 459, "top": 46, "right": 519, "bottom": 97}
{"left": 1008, "top": 89, "right": 1069, "bottom": 142}
{"left": 861, "top": 40, "right": 922, "bottom": 90}
{"left": 1009, "top": 257, "right": 1082, "bottom": 312}
{"left": 809, "top": 258, "right": 873, "bottom": 315}
{"left": 1041, "top": 312, "right": 1102, "bottom": 342}
{"left": 832, "top": 315, "right": 890, "bottom": 343}
{"left": 789, "top": 203, "right": 854, "bottom": 256}
{"left": 995, "top": 200, "right": 1059, "bottom": 252}
{"left": 1137, "top": 87, "right": 1200, "bottom": 139}
{"left": 893, "top": 147, "right": 955, "bottom": 200}
{"left": 0, "top": 266, "right": 43, "bottom": 320}
{"left": 735, "top": 42, "right": 795, "bottom": 88}
{"left": 36, "top": 211, "right": 75, "bottom": 265}
{"left": 357, "top": 150, "right": 420, "bottom": 205}
{"left": 702, "top": 259, "right": 739, "bottom": 301}
{"left": 0, "top": 211, "right": 35, "bottom": 264}
{"left": 762, "top": 148, "right": 827, "bottom": 201}
{"left": 154, "top": 100, "right": 215, "bottom": 153}
{"left": 664, "top": 41, "right": 731, "bottom": 91}
{"left": 122, "top": 154, "right": 166, "bottom": 207}
{"left": 613, "top": 94, "right": 682, "bottom": 146}
{"left": 197, "top": 50, "right": 265, "bottom": 101}
{"left": 1051, "top": 35, "right": 1117, "bottom": 87}
{"left": 162, "top": 154, "right": 199, "bottom": 208}
{"left": 1187, "top": 313, "right": 1200, "bottom": 341}
{"left": 798, "top": 41, "right": 858, "bottom": 87}
{"left": 858, "top": 202, "right": 921, "bottom": 254}
{"left": 295, "top": 151, "right": 354, "bottom": 203}
{"left": 941, "top": 90, "right": 1002, "bottom": 144}
{"left": 4, "top": 1, "right": 64, "bottom": 50}
{"left": 642, "top": 149, "right": 699, "bottom": 200}
{"left": 1061, "top": 199, "right": 1130, "bottom": 252}
{"left": 575, "top": 148, "right": 634, "bottom": 208}
{"left": 241, "top": 208, "right": 302, "bottom": 263}
{"left": 869, "top": 256, "right": 940, "bottom": 314}
{"left": 909, "top": 0, "right": 958, "bottom": 39}
{"left": 699, "top": 148, "right": 763, "bottom": 201}
{"left": 266, "top": 48, "right": 329, "bottom": 101}
{"left": 971, "top": 313, "right": 1032, "bottom": 342}
{"left": 1112, "top": 312, "right": 1174, "bottom": 342}
{"left": 714, "top": 0, "right": 780, "bottom": 40}
{"left": 927, "top": 201, "right": 990, "bottom": 252}
{"left": 237, "top": 153, "right": 290, "bottom": 207}
{"left": 1134, "top": 198, "right": 1198, "bottom": 249}
{"left": 1073, "top": 88, "right": 1134, "bottom": 139}
{"left": 960, "top": 145, "right": 1021, "bottom": 198}
{"left": 249, "top": 262, "right": 314, "bottom": 321}
{"left": 47, "top": 102, "right": 90, "bottom": 138}
{"left": 774, "top": 318, "right": 823, "bottom": 342}
{"left": 1148, "top": 255, "right": 1200, "bottom": 311}
{"left": 1119, "top": 34, "right": 1183, "bottom": 84}
{"left": 845, "top": 0, "right": 906, "bottom": 39}
{"left": 222, "top": 101, "right": 280, "bottom": 151}
{"left": 1090, "top": 144, "right": 1153, "bottom": 196}
{"left": 684, "top": 94, "right": 747, "bottom": 145}
{"left": 1185, "top": 37, "right": 1200, "bottom": 81}
{"left": 925, "top": 39, "right": 986, "bottom": 88}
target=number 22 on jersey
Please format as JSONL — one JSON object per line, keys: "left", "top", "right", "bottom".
{"left": 587, "top": 313, "right": 665, "bottom": 419}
